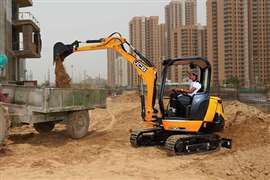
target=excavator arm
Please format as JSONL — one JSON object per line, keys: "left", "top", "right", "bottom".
{"left": 53, "top": 32, "right": 157, "bottom": 124}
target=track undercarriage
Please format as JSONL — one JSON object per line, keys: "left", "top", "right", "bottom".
{"left": 130, "top": 128, "right": 232, "bottom": 155}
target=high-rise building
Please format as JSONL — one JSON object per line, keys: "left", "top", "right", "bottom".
{"left": 207, "top": 0, "right": 270, "bottom": 87}
{"left": 207, "top": 0, "right": 225, "bottom": 85}
{"left": 145, "top": 16, "right": 161, "bottom": 78}
{"left": 107, "top": 49, "right": 118, "bottom": 87}
{"left": 165, "top": 0, "right": 184, "bottom": 60}
{"left": 0, "top": 0, "right": 41, "bottom": 82}
{"left": 248, "top": 0, "right": 270, "bottom": 86}
{"left": 128, "top": 16, "right": 162, "bottom": 87}
{"left": 165, "top": 0, "right": 197, "bottom": 58}
{"left": 107, "top": 50, "right": 129, "bottom": 88}
{"left": 158, "top": 23, "right": 166, "bottom": 77}
{"left": 207, "top": 0, "right": 249, "bottom": 86}
{"left": 170, "top": 25, "right": 207, "bottom": 82}
{"left": 197, "top": 26, "right": 208, "bottom": 58}
{"left": 114, "top": 56, "right": 128, "bottom": 87}
{"left": 128, "top": 17, "right": 146, "bottom": 87}
{"left": 158, "top": 23, "right": 166, "bottom": 61}
{"left": 185, "top": 0, "right": 197, "bottom": 25}
{"left": 223, "top": 0, "right": 250, "bottom": 87}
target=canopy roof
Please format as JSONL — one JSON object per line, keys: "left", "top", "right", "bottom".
{"left": 162, "top": 56, "right": 210, "bottom": 69}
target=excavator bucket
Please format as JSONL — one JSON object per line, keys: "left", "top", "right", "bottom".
{"left": 53, "top": 42, "right": 74, "bottom": 63}
{"left": 53, "top": 42, "right": 74, "bottom": 88}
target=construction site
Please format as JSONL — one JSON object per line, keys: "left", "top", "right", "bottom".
{"left": 0, "top": 0, "right": 270, "bottom": 180}
{"left": 0, "top": 92, "right": 269, "bottom": 179}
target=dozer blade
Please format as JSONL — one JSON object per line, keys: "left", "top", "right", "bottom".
{"left": 53, "top": 42, "right": 74, "bottom": 63}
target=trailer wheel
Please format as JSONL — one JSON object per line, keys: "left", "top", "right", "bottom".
{"left": 34, "top": 122, "right": 55, "bottom": 134}
{"left": 0, "top": 105, "right": 9, "bottom": 145}
{"left": 67, "top": 110, "right": 90, "bottom": 139}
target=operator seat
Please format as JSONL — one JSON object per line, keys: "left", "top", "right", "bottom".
{"left": 189, "top": 92, "right": 210, "bottom": 119}
{"left": 184, "top": 85, "right": 204, "bottom": 118}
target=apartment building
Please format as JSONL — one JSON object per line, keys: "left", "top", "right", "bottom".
{"left": 165, "top": 0, "right": 197, "bottom": 59}
{"left": 170, "top": 25, "right": 207, "bottom": 82}
{"left": 145, "top": 16, "right": 163, "bottom": 80}
{"left": 207, "top": 0, "right": 269, "bottom": 87}
{"left": 128, "top": 16, "right": 146, "bottom": 87}
{"left": 248, "top": 0, "right": 270, "bottom": 86}
{"left": 107, "top": 49, "right": 118, "bottom": 87}
{"left": 185, "top": 0, "right": 197, "bottom": 25}
{"left": 128, "top": 16, "right": 163, "bottom": 87}
{"left": 114, "top": 56, "right": 128, "bottom": 88}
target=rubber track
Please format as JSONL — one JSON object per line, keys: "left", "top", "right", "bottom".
{"left": 165, "top": 134, "right": 220, "bottom": 155}
{"left": 165, "top": 135, "right": 193, "bottom": 155}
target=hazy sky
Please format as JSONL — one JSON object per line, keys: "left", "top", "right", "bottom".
{"left": 23, "top": 0, "right": 206, "bottom": 83}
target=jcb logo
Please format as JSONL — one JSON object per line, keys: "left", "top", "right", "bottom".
{"left": 134, "top": 60, "right": 147, "bottom": 72}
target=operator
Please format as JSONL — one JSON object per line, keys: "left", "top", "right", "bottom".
{"left": 177, "top": 70, "right": 201, "bottom": 96}
{"left": 170, "top": 70, "right": 201, "bottom": 117}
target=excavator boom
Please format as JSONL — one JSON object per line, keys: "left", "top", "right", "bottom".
{"left": 53, "top": 32, "right": 157, "bottom": 124}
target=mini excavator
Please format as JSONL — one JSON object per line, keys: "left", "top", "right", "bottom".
{"left": 54, "top": 32, "right": 232, "bottom": 155}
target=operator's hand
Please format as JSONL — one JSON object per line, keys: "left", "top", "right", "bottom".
{"left": 172, "top": 88, "right": 184, "bottom": 93}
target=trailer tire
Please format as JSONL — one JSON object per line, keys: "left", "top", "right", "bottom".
{"left": 34, "top": 121, "right": 55, "bottom": 134}
{"left": 67, "top": 110, "right": 90, "bottom": 139}
{"left": 0, "top": 105, "right": 9, "bottom": 145}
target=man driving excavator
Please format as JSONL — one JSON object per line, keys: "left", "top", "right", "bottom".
{"left": 54, "top": 32, "right": 232, "bottom": 155}
{"left": 170, "top": 70, "right": 202, "bottom": 117}
{"left": 177, "top": 70, "right": 201, "bottom": 95}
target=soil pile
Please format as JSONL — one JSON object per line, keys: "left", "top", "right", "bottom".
{"left": 0, "top": 93, "right": 269, "bottom": 180}
{"left": 223, "top": 101, "right": 270, "bottom": 150}
{"left": 54, "top": 56, "right": 71, "bottom": 88}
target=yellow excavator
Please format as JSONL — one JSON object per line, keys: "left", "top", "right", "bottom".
{"left": 54, "top": 32, "right": 231, "bottom": 155}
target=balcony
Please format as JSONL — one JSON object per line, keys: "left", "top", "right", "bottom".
{"left": 14, "top": 12, "right": 40, "bottom": 29}
{"left": 16, "top": 0, "right": 33, "bottom": 8}
{"left": 12, "top": 12, "right": 41, "bottom": 58}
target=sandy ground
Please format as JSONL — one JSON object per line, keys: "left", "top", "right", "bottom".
{"left": 0, "top": 91, "right": 269, "bottom": 180}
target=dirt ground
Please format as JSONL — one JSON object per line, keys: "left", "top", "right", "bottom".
{"left": 0, "top": 91, "right": 269, "bottom": 180}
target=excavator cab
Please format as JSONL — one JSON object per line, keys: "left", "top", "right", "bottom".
{"left": 156, "top": 57, "right": 226, "bottom": 134}
{"left": 131, "top": 57, "right": 232, "bottom": 155}
{"left": 159, "top": 57, "right": 211, "bottom": 120}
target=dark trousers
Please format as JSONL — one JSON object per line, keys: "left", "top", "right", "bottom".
{"left": 170, "top": 93, "right": 192, "bottom": 117}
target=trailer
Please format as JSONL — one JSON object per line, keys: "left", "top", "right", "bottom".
{"left": 0, "top": 85, "right": 107, "bottom": 145}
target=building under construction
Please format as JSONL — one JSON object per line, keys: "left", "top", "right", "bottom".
{"left": 0, "top": 0, "right": 41, "bottom": 82}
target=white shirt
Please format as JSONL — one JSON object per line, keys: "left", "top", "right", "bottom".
{"left": 188, "top": 81, "right": 202, "bottom": 96}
